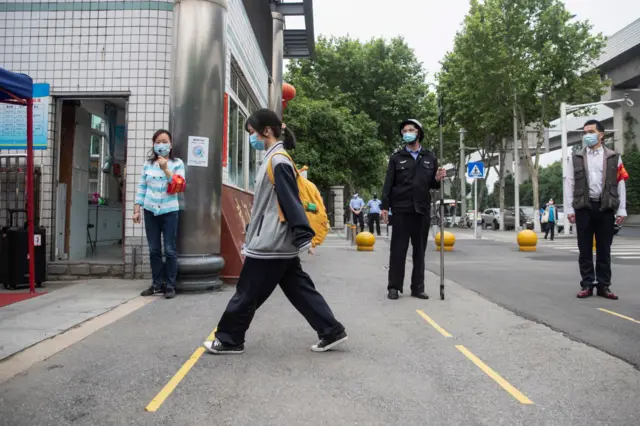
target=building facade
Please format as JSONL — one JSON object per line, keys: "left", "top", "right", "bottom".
{"left": 0, "top": 0, "right": 314, "bottom": 282}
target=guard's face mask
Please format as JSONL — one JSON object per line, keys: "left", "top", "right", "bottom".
{"left": 402, "top": 133, "right": 417, "bottom": 143}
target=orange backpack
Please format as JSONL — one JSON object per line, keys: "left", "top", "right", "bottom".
{"left": 266, "top": 152, "right": 330, "bottom": 247}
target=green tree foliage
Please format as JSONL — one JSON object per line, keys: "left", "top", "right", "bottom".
{"left": 622, "top": 151, "right": 640, "bottom": 215}
{"left": 437, "top": 0, "right": 607, "bottom": 228}
{"left": 285, "top": 98, "right": 385, "bottom": 193}
{"left": 286, "top": 36, "right": 444, "bottom": 156}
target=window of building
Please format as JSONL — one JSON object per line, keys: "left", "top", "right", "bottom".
{"left": 227, "top": 59, "right": 263, "bottom": 192}
{"left": 89, "top": 115, "right": 108, "bottom": 197}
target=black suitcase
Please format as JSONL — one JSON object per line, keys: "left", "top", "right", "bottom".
{"left": 0, "top": 210, "right": 47, "bottom": 290}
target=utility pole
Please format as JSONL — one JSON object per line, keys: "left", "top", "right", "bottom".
{"left": 459, "top": 129, "right": 466, "bottom": 221}
{"left": 513, "top": 99, "right": 520, "bottom": 231}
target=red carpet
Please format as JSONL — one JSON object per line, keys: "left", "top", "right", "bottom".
{"left": 0, "top": 291, "right": 46, "bottom": 308}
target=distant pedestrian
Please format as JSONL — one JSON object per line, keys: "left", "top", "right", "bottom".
{"left": 134, "top": 129, "right": 186, "bottom": 300}
{"left": 204, "top": 109, "right": 347, "bottom": 354}
{"left": 349, "top": 193, "right": 365, "bottom": 232}
{"left": 381, "top": 119, "right": 446, "bottom": 300}
{"left": 367, "top": 194, "right": 382, "bottom": 235}
{"left": 566, "top": 119, "right": 628, "bottom": 300}
{"left": 542, "top": 199, "right": 556, "bottom": 240}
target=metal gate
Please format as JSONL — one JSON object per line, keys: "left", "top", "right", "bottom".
{"left": 0, "top": 154, "right": 42, "bottom": 228}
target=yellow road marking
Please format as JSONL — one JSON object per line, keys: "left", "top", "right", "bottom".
{"left": 598, "top": 308, "right": 640, "bottom": 324}
{"left": 455, "top": 345, "right": 533, "bottom": 405}
{"left": 145, "top": 328, "right": 216, "bottom": 412}
{"left": 416, "top": 310, "right": 452, "bottom": 337}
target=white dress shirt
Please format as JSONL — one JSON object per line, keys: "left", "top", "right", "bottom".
{"left": 564, "top": 146, "right": 627, "bottom": 217}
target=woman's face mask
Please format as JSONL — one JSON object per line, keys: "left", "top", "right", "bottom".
{"left": 583, "top": 133, "right": 599, "bottom": 147}
{"left": 249, "top": 133, "right": 265, "bottom": 151}
{"left": 154, "top": 143, "right": 171, "bottom": 157}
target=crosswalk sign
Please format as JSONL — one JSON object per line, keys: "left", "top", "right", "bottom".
{"left": 467, "top": 162, "right": 484, "bottom": 179}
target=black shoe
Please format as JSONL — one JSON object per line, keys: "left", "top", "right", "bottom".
{"left": 596, "top": 285, "right": 619, "bottom": 300}
{"left": 203, "top": 339, "right": 245, "bottom": 355}
{"left": 388, "top": 289, "right": 399, "bottom": 300}
{"left": 311, "top": 331, "right": 348, "bottom": 352}
{"left": 141, "top": 286, "right": 162, "bottom": 296}
{"left": 165, "top": 288, "right": 176, "bottom": 299}
{"left": 411, "top": 292, "right": 429, "bottom": 300}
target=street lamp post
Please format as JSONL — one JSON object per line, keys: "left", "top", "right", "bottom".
{"left": 460, "top": 129, "right": 466, "bottom": 222}
{"left": 560, "top": 95, "right": 634, "bottom": 235}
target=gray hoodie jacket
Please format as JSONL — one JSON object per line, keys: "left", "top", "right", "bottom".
{"left": 242, "top": 142, "right": 315, "bottom": 259}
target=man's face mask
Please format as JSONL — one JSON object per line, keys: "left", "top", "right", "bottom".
{"left": 403, "top": 133, "right": 417, "bottom": 143}
{"left": 583, "top": 133, "right": 599, "bottom": 147}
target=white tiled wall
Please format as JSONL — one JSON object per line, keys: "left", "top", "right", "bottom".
{"left": 0, "top": 0, "right": 270, "bottom": 276}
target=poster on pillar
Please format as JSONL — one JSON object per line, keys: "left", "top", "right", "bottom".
{"left": 187, "top": 136, "right": 209, "bottom": 167}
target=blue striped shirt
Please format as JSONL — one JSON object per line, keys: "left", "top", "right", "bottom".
{"left": 135, "top": 158, "right": 186, "bottom": 216}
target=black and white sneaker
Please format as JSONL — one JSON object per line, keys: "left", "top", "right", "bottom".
{"left": 140, "top": 286, "right": 162, "bottom": 296}
{"left": 203, "top": 339, "right": 244, "bottom": 355}
{"left": 311, "top": 331, "right": 348, "bottom": 352}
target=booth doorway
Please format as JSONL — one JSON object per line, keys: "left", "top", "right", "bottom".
{"left": 54, "top": 97, "right": 128, "bottom": 264}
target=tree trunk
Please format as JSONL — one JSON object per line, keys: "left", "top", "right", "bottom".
{"left": 498, "top": 137, "right": 507, "bottom": 232}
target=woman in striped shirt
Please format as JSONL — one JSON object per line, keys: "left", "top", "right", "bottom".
{"left": 133, "top": 129, "right": 186, "bottom": 299}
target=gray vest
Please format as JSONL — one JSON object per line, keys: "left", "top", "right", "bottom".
{"left": 571, "top": 146, "right": 620, "bottom": 212}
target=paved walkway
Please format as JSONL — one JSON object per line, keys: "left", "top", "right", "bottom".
{"left": 0, "top": 234, "right": 639, "bottom": 425}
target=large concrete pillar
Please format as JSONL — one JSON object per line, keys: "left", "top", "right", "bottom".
{"left": 330, "top": 185, "right": 345, "bottom": 229}
{"left": 269, "top": 11, "right": 285, "bottom": 118}
{"left": 170, "top": 0, "right": 227, "bottom": 291}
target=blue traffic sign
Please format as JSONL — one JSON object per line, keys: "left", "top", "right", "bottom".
{"left": 467, "top": 162, "right": 485, "bottom": 179}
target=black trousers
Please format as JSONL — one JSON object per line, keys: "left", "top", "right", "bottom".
{"left": 388, "top": 212, "right": 430, "bottom": 294}
{"left": 216, "top": 257, "right": 345, "bottom": 346}
{"left": 544, "top": 221, "right": 555, "bottom": 240}
{"left": 352, "top": 212, "right": 364, "bottom": 232}
{"left": 575, "top": 201, "right": 615, "bottom": 288}
{"left": 368, "top": 213, "right": 381, "bottom": 235}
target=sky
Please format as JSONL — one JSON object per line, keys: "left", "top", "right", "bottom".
{"left": 285, "top": 0, "right": 640, "bottom": 193}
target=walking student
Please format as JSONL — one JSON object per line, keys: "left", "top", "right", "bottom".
{"left": 133, "top": 129, "right": 186, "bottom": 299}
{"left": 367, "top": 194, "right": 382, "bottom": 235}
{"left": 349, "top": 192, "right": 365, "bottom": 232}
{"left": 381, "top": 119, "right": 446, "bottom": 300}
{"left": 566, "top": 119, "right": 628, "bottom": 300}
{"left": 204, "top": 109, "right": 347, "bottom": 354}
{"left": 542, "top": 199, "right": 557, "bottom": 240}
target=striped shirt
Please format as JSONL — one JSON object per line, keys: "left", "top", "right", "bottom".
{"left": 135, "top": 158, "right": 186, "bottom": 216}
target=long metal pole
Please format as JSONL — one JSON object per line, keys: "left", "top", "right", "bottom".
{"left": 513, "top": 100, "right": 520, "bottom": 231}
{"left": 560, "top": 102, "right": 569, "bottom": 236}
{"left": 438, "top": 102, "right": 445, "bottom": 300}
{"left": 459, "top": 129, "right": 466, "bottom": 219}
{"left": 474, "top": 178, "right": 478, "bottom": 238}
{"left": 26, "top": 98, "right": 35, "bottom": 294}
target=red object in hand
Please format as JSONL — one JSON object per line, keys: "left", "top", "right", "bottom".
{"left": 167, "top": 175, "right": 186, "bottom": 194}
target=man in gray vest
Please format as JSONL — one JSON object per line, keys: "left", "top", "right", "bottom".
{"left": 565, "top": 119, "right": 629, "bottom": 300}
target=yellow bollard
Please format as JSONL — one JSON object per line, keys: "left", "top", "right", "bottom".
{"left": 517, "top": 229, "right": 538, "bottom": 252}
{"left": 434, "top": 231, "right": 456, "bottom": 252}
{"left": 356, "top": 232, "right": 375, "bottom": 251}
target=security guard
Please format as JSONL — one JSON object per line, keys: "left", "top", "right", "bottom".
{"left": 566, "top": 119, "right": 628, "bottom": 300}
{"left": 349, "top": 192, "right": 365, "bottom": 232}
{"left": 367, "top": 194, "right": 382, "bottom": 235}
{"left": 381, "top": 119, "right": 446, "bottom": 300}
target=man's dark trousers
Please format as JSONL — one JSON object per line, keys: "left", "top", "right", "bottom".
{"left": 368, "top": 213, "right": 381, "bottom": 235}
{"left": 575, "top": 201, "right": 615, "bottom": 288}
{"left": 352, "top": 212, "right": 364, "bottom": 232}
{"left": 388, "top": 211, "right": 430, "bottom": 294}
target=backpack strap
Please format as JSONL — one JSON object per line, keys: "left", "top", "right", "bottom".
{"left": 266, "top": 151, "right": 299, "bottom": 223}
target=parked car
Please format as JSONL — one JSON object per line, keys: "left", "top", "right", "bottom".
{"left": 503, "top": 207, "right": 530, "bottom": 230}
{"left": 519, "top": 206, "right": 535, "bottom": 230}
{"left": 555, "top": 205, "right": 567, "bottom": 233}
{"left": 481, "top": 208, "right": 501, "bottom": 230}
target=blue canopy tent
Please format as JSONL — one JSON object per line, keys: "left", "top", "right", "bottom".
{"left": 0, "top": 67, "right": 37, "bottom": 293}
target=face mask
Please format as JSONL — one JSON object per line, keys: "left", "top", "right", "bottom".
{"left": 249, "top": 134, "right": 264, "bottom": 151}
{"left": 583, "top": 133, "right": 599, "bottom": 147}
{"left": 154, "top": 143, "right": 171, "bottom": 157}
{"left": 403, "top": 133, "right": 417, "bottom": 143}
